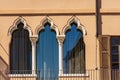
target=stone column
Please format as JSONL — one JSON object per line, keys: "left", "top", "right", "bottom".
{"left": 57, "top": 35, "right": 65, "bottom": 75}
{"left": 30, "top": 35, "right": 38, "bottom": 75}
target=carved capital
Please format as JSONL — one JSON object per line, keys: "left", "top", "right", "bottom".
{"left": 57, "top": 35, "right": 65, "bottom": 45}
{"left": 30, "top": 35, "right": 38, "bottom": 45}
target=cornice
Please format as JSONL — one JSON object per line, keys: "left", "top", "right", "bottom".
{"left": 1, "top": 9, "right": 120, "bottom": 15}
{"left": 100, "top": 9, "right": 120, "bottom": 14}
{"left": 0, "top": 9, "right": 95, "bottom": 15}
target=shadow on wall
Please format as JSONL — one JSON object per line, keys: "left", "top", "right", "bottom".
{"left": 0, "top": 56, "right": 9, "bottom": 80}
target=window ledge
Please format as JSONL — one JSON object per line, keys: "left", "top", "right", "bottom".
{"left": 59, "top": 73, "right": 89, "bottom": 77}
{"left": 8, "top": 74, "right": 37, "bottom": 78}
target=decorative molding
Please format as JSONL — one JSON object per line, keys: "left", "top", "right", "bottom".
{"left": 8, "top": 17, "right": 32, "bottom": 36}
{"left": 62, "top": 16, "right": 87, "bottom": 36}
{"left": 0, "top": 9, "right": 95, "bottom": 15}
{"left": 35, "top": 16, "right": 59, "bottom": 36}
{"left": 30, "top": 35, "right": 38, "bottom": 45}
{"left": 8, "top": 74, "right": 37, "bottom": 78}
{"left": 59, "top": 73, "right": 89, "bottom": 77}
{"left": 57, "top": 35, "right": 65, "bottom": 45}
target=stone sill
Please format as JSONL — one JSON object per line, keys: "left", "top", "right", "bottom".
{"left": 59, "top": 73, "right": 89, "bottom": 77}
{"left": 8, "top": 74, "right": 37, "bottom": 78}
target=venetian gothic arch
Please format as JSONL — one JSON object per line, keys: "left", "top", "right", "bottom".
{"left": 35, "top": 17, "right": 59, "bottom": 36}
{"left": 8, "top": 17, "right": 32, "bottom": 73}
{"left": 7, "top": 16, "right": 87, "bottom": 75}
{"left": 62, "top": 16, "right": 87, "bottom": 36}
{"left": 8, "top": 17, "right": 32, "bottom": 36}
{"left": 62, "top": 16, "right": 86, "bottom": 74}
{"left": 36, "top": 16, "right": 59, "bottom": 79}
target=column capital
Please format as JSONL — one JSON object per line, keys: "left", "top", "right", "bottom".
{"left": 30, "top": 35, "right": 38, "bottom": 44}
{"left": 57, "top": 35, "right": 65, "bottom": 44}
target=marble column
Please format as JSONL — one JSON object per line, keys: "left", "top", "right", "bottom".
{"left": 57, "top": 35, "right": 65, "bottom": 75}
{"left": 30, "top": 35, "right": 38, "bottom": 75}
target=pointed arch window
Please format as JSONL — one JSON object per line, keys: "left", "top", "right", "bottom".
{"left": 63, "top": 22, "right": 85, "bottom": 74}
{"left": 10, "top": 22, "right": 32, "bottom": 74}
{"left": 36, "top": 22, "right": 59, "bottom": 79}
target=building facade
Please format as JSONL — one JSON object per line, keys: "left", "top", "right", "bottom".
{"left": 0, "top": 0, "right": 120, "bottom": 80}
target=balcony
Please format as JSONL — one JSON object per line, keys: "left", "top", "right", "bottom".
{"left": 0, "top": 69, "right": 120, "bottom": 80}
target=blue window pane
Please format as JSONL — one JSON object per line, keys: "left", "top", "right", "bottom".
{"left": 111, "top": 46, "right": 118, "bottom": 54}
{"left": 112, "top": 55, "right": 119, "bottom": 62}
{"left": 63, "top": 23, "right": 84, "bottom": 73}
{"left": 37, "top": 24, "right": 58, "bottom": 79}
{"left": 111, "top": 37, "right": 119, "bottom": 45}
{"left": 112, "top": 63, "right": 119, "bottom": 69}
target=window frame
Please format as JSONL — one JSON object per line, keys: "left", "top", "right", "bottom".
{"left": 110, "top": 36, "right": 120, "bottom": 70}
{"left": 61, "top": 16, "right": 87, "bottom": 76}
{"left": 63, "top": 24, "right": 85, "bottom": 74}
{"left": 8, "top": 17, "right": 34, "bottom": 76}
{"left": 10, "top": 24, "right": 32, "bottom": 73}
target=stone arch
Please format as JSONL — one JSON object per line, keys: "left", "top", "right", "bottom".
{"left": 62, "top": 16, "right": 87, "bottom": 36}
{"left": 35, "top": 17, "right": 59, "bottom": 36}
{"left": 8, "top": 17, "right": 32, "bottom": 36}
